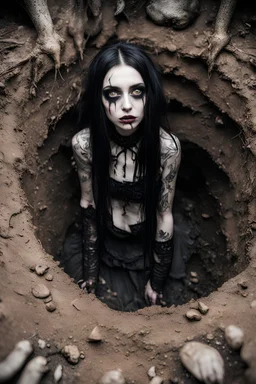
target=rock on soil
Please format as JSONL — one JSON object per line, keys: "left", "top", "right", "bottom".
{"left": 88, "top": 326, "right": 102, "bottom": 342}
{"left": 224, "top": 325, "right": 244, "bottom": 350}
{"left": 98, "top": 370, "right": 126, "bottom": 384}
{"left": 185, "top": 309, "right": 202, "bottom": 321}
{"left": 180, "top": 341, "right": 224, "bottom": 384}
{"left": 62, "top": 345, "right": 80, "bottom": 365}
{"left": 31, "top": 284, "right": 51, "bottom": 299}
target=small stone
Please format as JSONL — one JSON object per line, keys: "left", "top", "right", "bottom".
{"left": 45, "top": 274, "right": 53, "bottom": 281}
{"left": 250, "top": 300, "right": 256, "bottom": 309}
{"left": 185, "top": 309, "right": 202, "bottom": 321}
{"left": 35, "top": 264, "right": 49, "bottom": 276}
{"left": 62, "top": 345, "right": 80, "bottom": 364}
{"left": 147, "top": 366, "right": 156, "bottom": 378}
{"left": 206, "top": 334, "right": 214, "bottom": 340}
{"left": 225, "top": 325, "right": 244, "bottom": 350}
{"left": 43, "top": 295, "right": 53, "bottom": 303}
{"left": 88, "top": 326, "right": 102, "bottom": 342}
{"left": 190, "top": 271, "right": 198, "bottom": 278}
{"left": 38, "top": 339, "right": 46, "bottom": 349}
{"left": 190, "top": 277, "right": 199, "bottom": 283}
{"left": 54, "top": 364, "right": 63, "bottom": 382}
{"left": 198, "top": 301, "right": 209, "bottom": 315}
{"left": 29, "top": 265, "right": 36, "bottom": 272}
{"left": 241, "top": 292, "right": 248, "bottom": 297}
{"left": 180, "top": 341, "right": 224, "bottom": 383}
{"left": 238, "top": 280, "right": 248, "bottom": 289}
{"left": 45, "top": 301, "right": 56, "bottom": 312}
{"left": 98, "top": 370, "right": 125, "bottom": 384}
{"left": 32, "top": 284, "right": 51, "bottom": 299}
{"left": 201, "top": 213, "right": 210, "bottom": 219}
{"left": 80, "top": 354, "right": 85, "bottom": 359}
{"left": 150, "top": 377, "right": 163, "bottom": 384}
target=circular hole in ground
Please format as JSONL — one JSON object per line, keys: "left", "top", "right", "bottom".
{"left": 21, "top": 78, "right": 250, "bottom": 310}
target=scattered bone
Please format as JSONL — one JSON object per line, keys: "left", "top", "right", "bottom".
{"left": 45, "top": 273, "right": 53, "bottom": 281}
{"left": 0, "top": 340, "right": 33, "bottom": 382}
{"left": 62, "top": 345, "right": 80, "bottom": 365}
{"left": 185, "top": 309, "right": 202, "bottom": 321}
{"left": 43, "top": 295, "right": 53, "bottom": 304}
{"left": 53, "top": 364, "right": 63, "bottom": 383}
{"left": 147, "top": 366, "right": 156, "bottom": 378}
{"left": 180, "top": 341, "right": 224, "bottom": 384}
{"left": 224, "top": 325, "right": 244, "bottom": 350}
{"left": 88, "top": 326, "right": 102, "bottom": 342}
{"left": 241, "top": 338, "right": 256, "bottom": 367}
{"left": 35, "top": 264, "right": 49, "bottom": 276}
{"left": 38, "top": 339, "right": 46, "bottom": 349}
{"left": 98, "top": 370, "right": 126, "bottom": 384}
{"left": 150, "top": 376, "right": 163, "bottom": 384}
{"left": 17, "top": 356, "right": 48, "bottom": 384}
{"left": 45, "top": 301, "right": 56, "bottom": 312}
{"left": 198, "top": 301, "right": 209, "bottom": 315}
{"left": 115, "top": 0, "right": 125, "bottom": 16}
{"left": 32, "top": 284, "right": 50, "bottom": 299}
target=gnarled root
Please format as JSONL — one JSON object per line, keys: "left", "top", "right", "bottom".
{"left": 0, "top": 340, "right": 33, "bottom": 383}
{"left": 68, "top": 0, "right": 102, "bottom": 61}
{"left": 206, "top": 0, "right": 237, "bottom": 73}
{"left": 17, "top": 356, "right": 48, "bottom": 384}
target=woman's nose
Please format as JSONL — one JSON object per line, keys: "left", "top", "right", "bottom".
{"left": 122, "top": 94, "right": 132, "bottom": 112}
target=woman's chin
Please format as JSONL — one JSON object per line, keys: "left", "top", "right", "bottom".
{"left": 114, "top": 123, "right": 140, "bottom": 136}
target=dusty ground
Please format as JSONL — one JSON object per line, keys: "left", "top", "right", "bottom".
{"left": 0, "top": 0, "right": 256, "bottom": 383}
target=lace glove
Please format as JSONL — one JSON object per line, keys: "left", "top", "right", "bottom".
{"left": 81, "top": 205, "right": 99, "bottom": 292}
{"left": 151, "top": 239, "right": 173, "bottom": 294}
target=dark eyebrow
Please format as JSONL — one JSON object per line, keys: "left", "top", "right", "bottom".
{"left": 102, "top": 83, "right": 145, "bottom": 91}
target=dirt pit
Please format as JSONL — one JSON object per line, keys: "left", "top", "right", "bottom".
{"left": 0, "top": 0, "right": 256, "bottom": 383}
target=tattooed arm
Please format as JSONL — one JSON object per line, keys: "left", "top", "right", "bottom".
{"left": 149, "top": 132, "right": 181, "bottom": 298}
{"left": 72, "top": 129, "right": 98, "bottom": 293}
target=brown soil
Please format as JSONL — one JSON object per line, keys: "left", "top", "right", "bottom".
{"left": 0, "top": 0, "right": 256, "bottom": 383}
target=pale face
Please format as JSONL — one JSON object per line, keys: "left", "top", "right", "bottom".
{"left": 102, "top": 65, "right": 146, "bottom": 135}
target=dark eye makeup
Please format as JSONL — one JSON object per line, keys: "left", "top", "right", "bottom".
{"left": 102, "top": 84, "right": 146, "bottom": 102}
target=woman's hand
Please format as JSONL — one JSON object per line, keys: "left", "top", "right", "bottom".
{"left": 80, "top": 279, "right": 96, "bottom": 294}
{"left": 145, "top": 280, "right": 162, "bottom": 305}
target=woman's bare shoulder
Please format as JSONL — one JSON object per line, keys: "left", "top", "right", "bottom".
{"left": 72, "top": 128, "right": 91, "bottom": 158}
{"left": 159, "top": 127, "right": 181, "bottom": 155}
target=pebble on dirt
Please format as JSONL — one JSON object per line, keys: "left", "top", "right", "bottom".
{"left": 35, "top": 264, "right": 49, "bottom": 276}
{"left": 147, "top": 366, "right": 156, "bottom": 378}
{"left": 198, "top": 301, "right": 209, "bottom": 315}
{"left": 224, "top": 325, "right": 244, "bottom": 350}
{"left": 32, "top": 284, "right": 51, "bottom": 299}
{"left": 62, "top": 345, "right": 80, "bottom": 365}
{"left": 45, "top": 274, "right": 53, "bottom": 281}
{"left": 98, "top": 370, "right": 126, "bottom": 384}
{"left": 53, "top": 364, "right": 63, "bottom": 383}
{"left": 45, "top": 301, "right": 56, "bottom": 312}
{"left": 185, "top": 309, "right": 202, "bottom": 321}
{"left": 88, "top": 326, "right": 102, "bottom": 342}
{"left": 180, "top": 341, "right": 224, "bottom": 384}
{"left": 38, "top": 339, "right": 46, "bottom": 349}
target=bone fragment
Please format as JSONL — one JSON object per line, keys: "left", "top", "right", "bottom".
{"left": 180, "top": 341, "right": 224, "bottom": 384}
{"left": 17, "top": 356, "right": 48, "bottom": 384}
{"left": 0, "top": 340, "right": 33, "bottom": 383}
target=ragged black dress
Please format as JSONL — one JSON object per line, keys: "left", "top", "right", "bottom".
{"left": 60, "top": 127, "right": 195, "bottom": 311}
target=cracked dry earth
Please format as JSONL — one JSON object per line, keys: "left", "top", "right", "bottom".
{"left": 0, "top": 0, "right": 256, "bottom": 383}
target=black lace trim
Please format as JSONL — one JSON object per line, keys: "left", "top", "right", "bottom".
{"left": 82, "top": 206, "right": 99, "bottom": 290}
{"left": 108, "top": 123, "right": 142, "bottom": 148}
{"left": 151, "top": 239, "right": 173, "bottom": 294}
{"left": 109, "top": 177, "right": 145, "bottom": 203}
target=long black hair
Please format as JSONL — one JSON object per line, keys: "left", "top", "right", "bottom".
{"left": 78, "top": 41, "right": 168, "bottom": 261}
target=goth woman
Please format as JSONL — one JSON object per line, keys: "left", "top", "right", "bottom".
{"left": 63, "top": 41, "right": 185, "bottom": 311}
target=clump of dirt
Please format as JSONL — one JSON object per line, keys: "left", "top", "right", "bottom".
{"left": 0, "top": 0, "right": 256, "bottom": 383}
